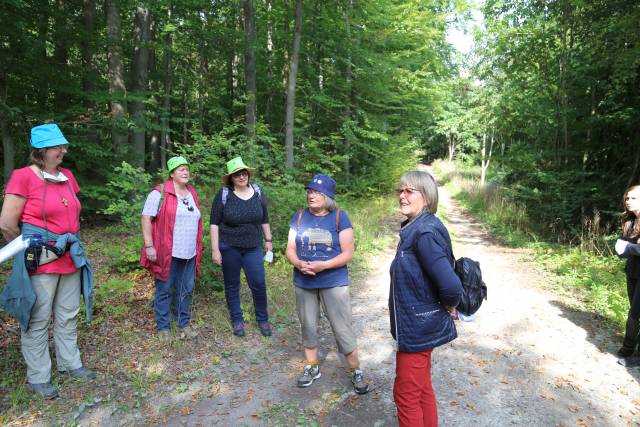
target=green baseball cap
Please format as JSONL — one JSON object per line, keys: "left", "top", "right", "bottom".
{"left": 167, "top": 156, "right": 189, "bottom": 172}
{"left": 222, "top": 156, "right": 256, "bottom": 185}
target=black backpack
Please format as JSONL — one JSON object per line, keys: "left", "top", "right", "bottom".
{"left": 454, "top": 256, "right": 487, "bottom": 316}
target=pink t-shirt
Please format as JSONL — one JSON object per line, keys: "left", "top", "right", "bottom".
{"left": 5, "top": 166, "right": 81, "bottom": 275}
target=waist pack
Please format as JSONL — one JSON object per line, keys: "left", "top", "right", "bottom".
{"left": 24, "top": 242, "right": 63, "bottom": 272}
{"left": 454, "top": 256, "right": 487, "bottom": 316}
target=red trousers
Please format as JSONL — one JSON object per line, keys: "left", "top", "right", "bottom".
{"left": 394, "top": 349, "right": 438, "bottom": 427}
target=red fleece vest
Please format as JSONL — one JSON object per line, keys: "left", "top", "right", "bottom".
{"left": 140, "top": 180, "right": 203, "bottom": 281}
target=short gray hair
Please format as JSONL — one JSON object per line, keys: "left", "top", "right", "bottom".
{"left": 309, "top": 192, "right": 337, "bottom": 211}
{"left": 399, "top": 170, "right": 438, "bottom": 214}
{"left": 324, "top": 195, "right": 337, "bottom": 212}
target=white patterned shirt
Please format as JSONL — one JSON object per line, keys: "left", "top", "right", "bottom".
{"left": 142, "top": 190, "right": 201, "bottom": 259}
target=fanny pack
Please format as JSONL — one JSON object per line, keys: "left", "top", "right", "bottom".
{"left": 24, "top": 242, "right": 63, "bottom": 272}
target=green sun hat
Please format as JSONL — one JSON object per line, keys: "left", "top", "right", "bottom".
{"left": 221, "top": 156, "right": 256, "bottom": 185}
{"left": 167, "top": 156, "right": 189, "bottom": 173}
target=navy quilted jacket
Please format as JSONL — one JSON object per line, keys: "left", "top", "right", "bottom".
{"left": 389, "top": 212, "right": 463, "bottom": 352}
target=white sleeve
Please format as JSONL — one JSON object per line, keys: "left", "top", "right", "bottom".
{"left": 141, "top": 190, "right": 162, "bottom": 217}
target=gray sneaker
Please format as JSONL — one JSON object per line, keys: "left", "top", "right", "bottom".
{"left": 59, "top": 367, "right": 96, "bottom": 380}
{"left": 297, "top": 364, "right": 321, "bottom": 388}
{"left": 27, "top": 382, "right": 59, "bottom": 399}
{"left": 351, "top": 369, "right": 369, "bottom": 394}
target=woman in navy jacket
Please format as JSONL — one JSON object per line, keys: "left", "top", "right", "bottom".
{"left": 389, "top": 170, "right": 463, "bottom": 427}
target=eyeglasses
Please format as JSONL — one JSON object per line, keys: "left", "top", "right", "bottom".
{"left": 181, "top": 198, "right": 194, "bottom": 212}
{"left": 232, "top": 170, "right": 249, "bottom": 178}
{"left": 395, "top": 187, "right": 420, "bottom": 197}
{"left": 306, "top": 189, "right": 322, "bottom": 196}
{"left": 49, "top": 144, "right": 69, "bottom": 153}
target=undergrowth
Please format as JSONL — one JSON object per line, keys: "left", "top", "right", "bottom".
{"left": 432, "top": 159, "right": 628, "bottom": 331}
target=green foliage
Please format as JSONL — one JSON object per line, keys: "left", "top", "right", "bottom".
{"left": 438, "top": 160, "right": 629, "bottom": 331}
{"left": 102, "top": 233, "right": 144, "bottom": 273}
{"left": 100, "top": 162, "right": 154, "bottom": 227}
{"left": 94, "top": 278, "right": 135, "bottom": 319}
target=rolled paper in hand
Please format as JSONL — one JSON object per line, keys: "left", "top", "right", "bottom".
{"left": 264, "top": 250, "right": 274, "bottom": 263}
{"left": 615, "top": 239, "right": 629, "bottom": 256}
{"left": 0, "top": 235, "right": 30, "bottom": 264}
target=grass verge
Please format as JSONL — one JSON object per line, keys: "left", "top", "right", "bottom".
{"left": 432, "top": 159, "right": 628, "bottom": 332}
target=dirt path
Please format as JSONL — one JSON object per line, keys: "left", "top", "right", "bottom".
{"left": 84, "top": 183, "right": 640, "bottom": 426}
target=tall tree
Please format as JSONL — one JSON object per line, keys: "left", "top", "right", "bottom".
{"left": 130, "top": 5, "right": 151, "bottom": 167}
{"left": 243, "top": 0, "right": 257, "bottom": 142}
{"left": 284, "top": 0, "right": 302, "bottom": 169}
{"left": 160, "top": 1, "right": 173, "bottom": 168}
{"left": 81, "top": 0, "right": 97, "bottom": 107}
{"left": 106, "top": 0, "right": 128, "bottom": 151}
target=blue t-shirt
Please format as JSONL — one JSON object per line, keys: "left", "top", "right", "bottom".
{"left": 289, "top": 208, "right": 353, "bottom": 289}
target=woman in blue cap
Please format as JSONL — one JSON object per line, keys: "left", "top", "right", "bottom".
{"left": 140, "top": 156, "right": 203, "bottom": 342}
{"left": 0, "top": 124, "right": 95, "bottom": 399}
{"left": 284, "top": 173, "right": 369, "bottom": 395}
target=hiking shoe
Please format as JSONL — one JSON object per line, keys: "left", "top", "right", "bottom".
{"left": 179, "top": 326, "right": 198, "bottom": 339}
{"left": 59, "top": 367, "right": 96, "bottom": 380}
{"left": 351, "top": 369, "right": 369, "bottom": 394}
{"left": 233, "top": 322, "right": 245, "bottom": 337}
{"left": 617, "top": 346, "right": 635, "bottom": 358}
{"left": 297, "top": 364, "right": 321, "bottom": 388}
{"left": 27, "top": 382, "right": 59, "bottom": 399}
{"left": 158, "top": 329, "right": 171, "bottom": 343}
{"left": 258, "top": 321, "right": 272, "bottom": 337}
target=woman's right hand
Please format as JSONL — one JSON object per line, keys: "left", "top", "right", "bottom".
{"left": 146, "top": 246, "right": 157, "bottom": 263}
{"left": 212, "top": 249, "right": 222, "bottom": 266}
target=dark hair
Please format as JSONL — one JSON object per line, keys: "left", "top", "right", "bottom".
{"left": 29, "top": 148, "right": 47, "bottom": 169}
{"left": 622, "top": 185, "right": 640, "bottom": 240}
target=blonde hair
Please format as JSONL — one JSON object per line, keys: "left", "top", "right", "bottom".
{"left": 623, "top": 185, "right": 640, "bottom": 239}
{"left": 399, "top": 171, "right": 439, "bottom": 214}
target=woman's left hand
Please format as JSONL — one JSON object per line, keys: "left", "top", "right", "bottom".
{"left": 265, "top": 241, "right": 273, "bottom": 252}
{"left": 302, "top": 261, "right": 326, "bottom": 275}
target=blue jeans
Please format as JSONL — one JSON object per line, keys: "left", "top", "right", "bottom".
{"left": 220, "top": 242, "right": 269, "bottom": 324}
{"left": 154, "top": 256, "right": 196, "bottom": 330}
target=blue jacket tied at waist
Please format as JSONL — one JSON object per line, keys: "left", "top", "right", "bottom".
{"left": 0, "top": 223, "right": 94, "bottom": 331}
{"left": 389, "top": 212, "right": 463, "bottom": 352}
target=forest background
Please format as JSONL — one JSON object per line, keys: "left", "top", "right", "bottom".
{"left": 0, "top": 0, "right": 639, "bottom": 423}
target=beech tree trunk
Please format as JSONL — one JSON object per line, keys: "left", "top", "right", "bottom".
{"left": 148, "top": 17, "right": 161, "bottom": 171}
{"left": 244, "top": 0, "right": 257, "bottom": 142}
{"left": 284, "top": 0, "right": 303, "bottom": 169}
{"left": 106, "top": 0, "right": 128, "bottom": 151}
{"left": 343, "top": 0, "right": 354, "bottom": 183}
{"left": 480, "top": 131, "right": 495, "bottom": 186}
{"left": 0, "top": 69, "right": 14, "bottom": 182}
{"left": 81, "top": 0, "right": 97, "bottom": 107}
{"left": 53, "top": 0, "right": 69, "bottom": 112}
{"left": 129, "top": 6, "right": 151, "bottom": 167}
{"left": 160, "top": 2, "right": 173, "bottom": 168}
{"left": 264, "top": 0, "right": 274, "bottom": 123}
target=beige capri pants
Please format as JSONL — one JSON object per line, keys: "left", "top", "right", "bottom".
{"left": 295, "top": 285, "right": 357, "bottom": 355}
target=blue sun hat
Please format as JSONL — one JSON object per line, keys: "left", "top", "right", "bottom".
{"left": 30, "top": 124, "right": 69, "bottom": 149}
{"left": 305, "top": 173, "right": 336, "bottom": 199}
